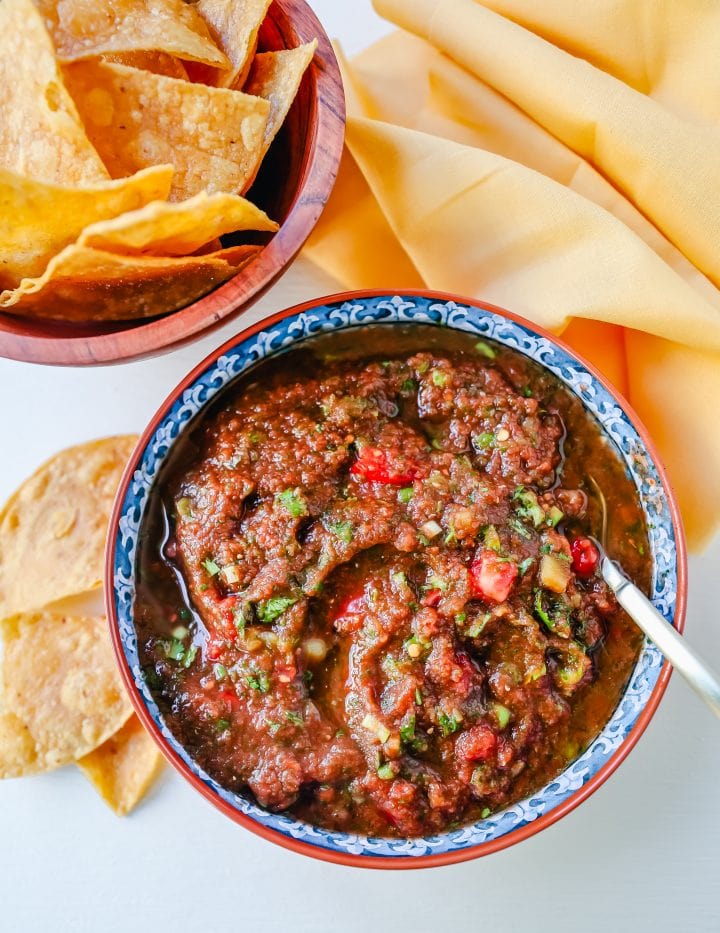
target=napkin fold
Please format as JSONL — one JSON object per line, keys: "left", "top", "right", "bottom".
{"left": 303, "top": 0, "right": 720, "bottom": 548}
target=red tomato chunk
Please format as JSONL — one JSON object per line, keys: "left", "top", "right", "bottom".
{"left": 470, "top": 550, "right": 518, "bottom": 603}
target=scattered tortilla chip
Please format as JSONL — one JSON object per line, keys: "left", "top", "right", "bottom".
{"left": 78, "top": 191, "right": 278, "bottom": 256}
{"left": 0, "top": 165, "right": 173, "bottom": 290}
{"left": 77, "top": 715, "right": 164, "bottom": 816}
{"left": 0, "top": 0, "right": 108, "bottom": 184}
{"left": 195, "top": 0, "right": 273, "bottom": 88}
{"left": 63, "top": 60, "right": 271, "bottom": 201}
{"left": 100, "top": 51, "right": 189, "bottom": 80}
{"left": 0, "top": 244, "right": 261, "bottom": 321}
{"left": 245, "top": 42, "right": 317, "bottom": 170}
{"left": 39, "top": 0, "right": 229, "bottom": 68}
{"left": 0, "top": 612, "right": 133, "bottom": 778}
{"left": 0, "top": 436, "right": 137, "bottom": 618}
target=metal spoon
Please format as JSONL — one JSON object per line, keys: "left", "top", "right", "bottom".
{"left": 588, "top": 476, "right": 720, "bottom": 720}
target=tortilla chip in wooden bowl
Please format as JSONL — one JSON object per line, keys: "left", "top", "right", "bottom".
{"left": 0, "top": 0, "right": 345, "bottom": 365}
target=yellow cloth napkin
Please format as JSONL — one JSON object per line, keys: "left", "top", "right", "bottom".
{"left": 303, "top": 0, "right": 720, "bottom": 550}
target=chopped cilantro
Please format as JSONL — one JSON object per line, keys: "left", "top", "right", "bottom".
{"left": 391, "top": 570, "right": 408, "bottom": 588}
{"left": 213, "top": 663, "right": 228, "bottom": 681}
{"left": 164, "top": 638, "right": 186, "bottom": 662}
{"left": 437, "top": 710, "right": 461, "bottom": 737}
{"left": 534, "top": 589, "right": 553, "bottom": 630}
{"left": 215, "top": 718, "right": 231, "bottom": 733}
{"left": 233, "top": 606, "right": 246, "bottom": 633}
{"left": 518, "top": 557, "right": 535, "bottom": 576}
{"left": 399, "top": 714, "right": 416, "bottom": 745}
{"left": 401, "top": 379, "right": 417, "bottom": 393}
{"left": 455, "top": 611, "right": 467, "bottom": 625}
{"left": 202, "top": 558, "right": 221, "bottom": 576}
{"left": 276, "top": 488, "right": 307, "bottom": 518}
{"left": 513, "top": 487, "right": 545, "bottom": 528}
{"left": 327, "top": 519, "right": 354, "bottom": 544}
{"left": 256, "top": 595, "right": 299, "bottom": 623}
{"left": 509, "top": 517, "right": 532, "bottom": 540}
{"left": 246, "top": 671, "right": 270, "bottom": 693}
{"left": 268, "top": 721, "right": 281, "bottom": 736}
{"left": 286, "top": 710, "right": 304, "bottom": 727}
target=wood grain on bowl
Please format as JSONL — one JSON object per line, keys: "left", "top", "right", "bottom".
{"left": 0, "top": 0, "right": 345, "bottom": 366}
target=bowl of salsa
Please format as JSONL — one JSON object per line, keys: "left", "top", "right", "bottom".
{"left": 107, "top": 290, "right": 686, "bottom": 868}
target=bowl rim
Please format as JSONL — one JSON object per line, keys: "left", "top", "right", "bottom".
{"left": 106, "top": 288, "right": 687, "bottom": 869}
{"left": 0, "top": 0, "right": 345, "bottom": 367}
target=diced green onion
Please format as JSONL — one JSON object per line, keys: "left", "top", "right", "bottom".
{"left": 473, "top": 432, "right": 495, "bottom": 450}
{"left": 492, "top": 703, "right": 511, "bottom": 729}
{"left": 214, "top": 664, "right": 228, "bottom": 681}
{"left": 215, "top": 718, "right": 231, "bottom": 733}
{"left": 276, "top": 488, "right": 307, "bottom": 518}
{"left": 415, "top": 688, "right": 423, "bottom": 706}
{"left": 286, "top": 710, "right": 304, "bottom": 727}
{"left": 202, "top": 558, "right": 221, "bottom": 576}
{"left": 474, "top": 340, "right": 497, "bottom": 360}
{"left": 455, "top": 611, "right": 467, "bottom": 625}
{"left": 513, "top": 487, "right": 545, "bottom": 528}
{"left": 518, "top": 557, "right": 534, "bottom": 576}
{"left": 483, "top": 525, "right": 502, "bottom": 552}
{"left": 182, "top": 645, "right": 198, "bottom": 669}
{"left": 171, "top": 625, "right": 188, "bottom": 640}
{"left": 398, "top": 487, "right": 414, "bottom": 504}
{"left": 481, "top": 807, "right": 492, "bottom": 819}
{"left": 546, "top": 506, "right": 564, "bottom": 528}
{"left": 432, "top": 370, "right": 448, "bottom": 387}
{"left": 176, "top": 497, "right": 193, "bottom": 519}
{"left": 233, "top": 606, "right": 246, "bottom": 633}
{"left": 377, "top": 763, "right": 395, "bottom": 780}
{"left": 326, "top": 520, "right": 354, "bottom": 544}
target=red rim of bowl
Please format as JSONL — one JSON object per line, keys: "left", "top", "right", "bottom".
{"left": 106, "top": 288, "right": 688, "bottom": 869}
{"left": 0, "top": 0, "right": 345, "bottom": 367}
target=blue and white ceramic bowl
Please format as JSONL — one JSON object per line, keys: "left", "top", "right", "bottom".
{"left": 107, "top": 290, "right": 686, "bottom": 869}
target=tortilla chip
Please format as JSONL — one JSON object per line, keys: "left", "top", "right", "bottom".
{"left": 39, "top": 0, "right": 229, "bottom": 68}
{"left": 0, "top": 437, "right": 137, "bottom": 618}
{"left": 78, "top": 191, "right": 278, "bottom": 256}
{"left": 244, "top": 42, "right": 317, "bottom": 166}
{"left": 100, "top": 51, "right": 189, "bottom": 80}
{"left": 0, "top": 243, "right": 260, "bottom": 321}
{"left": 63, "top": 60, "right": 271, "bottom": 201}
{"left": 0, "top": 165, "right": 173, "bottom": 290}
{"left": 195, "top": 0, "right": 273, "bottom": 88}
{"left": 78, "top": 715, "right": 164, "bottom": 816}
{"left": 0, "top": 612, "right": 133, "bottom": 778}
{"left": 0, "top": 0, "right": 108, "bottom": 184}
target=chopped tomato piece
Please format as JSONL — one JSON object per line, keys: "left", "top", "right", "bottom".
{"left": 350, "top": 446, "right": 418, "bottom": 485}
{"left": 422, "top": 588, "right": 442, "bottom": 608}
{"left": 571, "top": 537, "right": 600, "bottom": 577}
{"left": 455, "top": 724, "right": 497, "bottom": 762}
{"left": 470, "top": 549, "right": 518, "bottom": 603}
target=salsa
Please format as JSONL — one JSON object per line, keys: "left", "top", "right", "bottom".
{"left": 135, "top": 325, "right": 650, "bottom": 837}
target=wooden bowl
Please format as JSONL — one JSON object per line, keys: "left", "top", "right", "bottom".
{"left": 0, "top": 0, "right": 345, "bottom": 366}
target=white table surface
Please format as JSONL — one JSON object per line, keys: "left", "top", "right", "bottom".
{"left": 2, "top": 4, "right": 719, "bottom": 930}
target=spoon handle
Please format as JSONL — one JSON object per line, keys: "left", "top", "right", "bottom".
{"left": 602, "top": 558, "right": 720, "bottom": 720}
